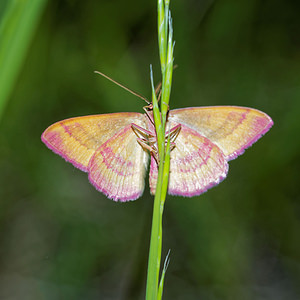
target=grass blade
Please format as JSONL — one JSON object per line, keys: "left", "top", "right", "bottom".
{"left": 0, "top": 0, "right": 47, "bottom": 120}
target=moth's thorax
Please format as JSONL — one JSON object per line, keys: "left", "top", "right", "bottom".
{"left": 133, "top": 111, "right": 182, "bottom": 164}
{"left": 143, "top": 111, "right": 178, "bottom": 134}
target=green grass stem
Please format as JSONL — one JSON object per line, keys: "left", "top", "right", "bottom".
{"left": 145, "top": 0, "right": 174, "bottom": 299}
{"left": 0, "top": 0, "right": 46, "bottom": 121}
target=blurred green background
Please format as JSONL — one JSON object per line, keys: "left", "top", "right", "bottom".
{"left": 0, "top": 0, "right": 299, "bottom": 299}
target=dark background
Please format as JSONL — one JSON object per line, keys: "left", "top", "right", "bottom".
{"left": 1, "top": 0, "right": 299, "bottom": 299}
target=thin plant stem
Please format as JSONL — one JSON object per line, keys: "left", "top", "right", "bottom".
{"left": 145, "top": 0, "right": 173, "bottom": 299}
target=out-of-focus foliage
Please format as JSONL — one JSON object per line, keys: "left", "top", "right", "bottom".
{"left": 0, "top": 0, "right": 47, "bottom": 119}
{"left": 0, "top": 0, "right": 299, "bottom": 299}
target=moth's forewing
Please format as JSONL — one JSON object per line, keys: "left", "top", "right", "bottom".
{"left": 42, "top": 112, "right": 148, "bottom": 201}
{"left": 169, "top": 106, "right": 273, "bottom": 160}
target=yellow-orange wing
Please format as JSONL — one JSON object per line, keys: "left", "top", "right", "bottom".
{"left": 42, "top": 112, "right": 149, "bottom": 201}
{"left": 150, "top": 106, "right": 273, "bottom": 197}
{"left": 169, "top": 106, "right": 273, "bottom": 160}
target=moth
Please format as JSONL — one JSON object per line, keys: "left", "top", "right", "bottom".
{"left": 42, "top": 72, "right": 273, "bottom": 201}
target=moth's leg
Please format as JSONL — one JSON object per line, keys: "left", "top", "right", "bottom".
{"left": 136, "top": 137, "right": 158, "bottom": 154}
{"left": 131, "top": 123, "right": 154, "bottom": 139}
{"left": 153, "top": 153, "right": 159, "bottom": 165}
{"left": 155, "top": 64, "right": 178, "bottom": 101}
{"left": 131, "top": 124, "right": 158, "bottom": 158}
{"left": 143, "top": 106, "right": 156, "bottom": 127}
{"left": 156, "top": 86, "right": 162, "bottom": 103}
{"left": 155, "top": 82, "right": 162, "bottom": 98}
{"left": 150, "top": 150, "right": 159, "bottom": 165}
{"left": 169, "top": 142, "right": 176, "bottom": 152}
{"left": 167, "top": 124, "right": 181, "bottom": 143}
{"left": 132, "top": 122, "right": 159, "bottom": 157}
{"left": 136, "top": 138, "right": 159, "bottom": 164}
{"left": 137, "top": 138, "right": 153, "bottom": 152}
{"left": 153, "top": 65, "right": 178, "bottom": 109}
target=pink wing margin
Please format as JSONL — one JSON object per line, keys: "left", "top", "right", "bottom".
{"left": 169, "top": 106, "right": 273, "bottom": 161}
{"left": 41, "top": 113, "right": 148, "bottom": 201}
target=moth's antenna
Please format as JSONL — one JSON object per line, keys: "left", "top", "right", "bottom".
{"left": 94, "top": 70, "right": 149, "bottom": 104}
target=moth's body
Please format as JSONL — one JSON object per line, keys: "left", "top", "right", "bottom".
{"left": 131, "top": 110, "right": 181, "bottom": 164}
{"left": 42, "top": 106, "right": 273, "bottom": 201}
